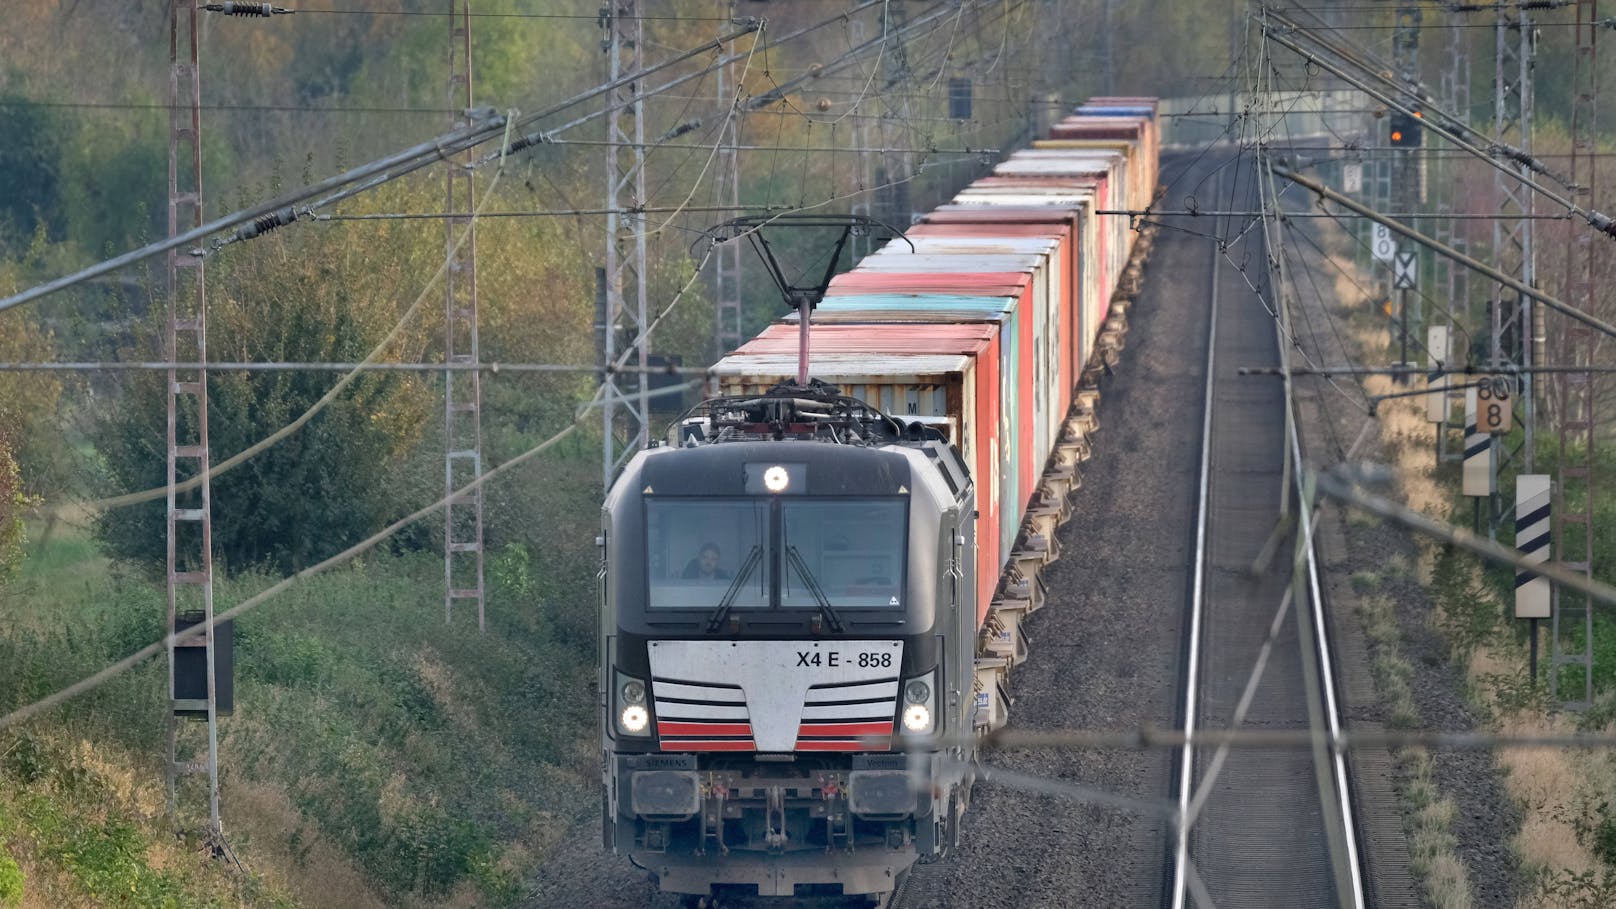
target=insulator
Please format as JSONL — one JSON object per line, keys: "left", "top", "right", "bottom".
{"left": 1589, "top": 212, "right": 1616, "bottom": 241}
{"left": 234, "top": 208, "right": 297, "bottom": 242}
{"left": 203, "top": 3, "right": 289, "bottom": 16}
{"left": 506, "top": 133, "right": 548, "bottom": 155}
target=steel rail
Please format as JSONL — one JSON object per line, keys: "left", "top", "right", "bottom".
{"left": 1262, "top": 132, "right": 1366, "bottom": 908}
{"left": 1169, "top": 199, "right": 1221, "bottom": 909}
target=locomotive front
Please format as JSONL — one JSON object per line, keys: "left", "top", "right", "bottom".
{"left": 599, "top": 391, "right": 976, "bottom": 902}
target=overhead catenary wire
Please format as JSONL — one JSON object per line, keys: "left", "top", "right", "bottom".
{"left": 1275, "top": 166, "right": 1616, "bottom": 344}
{"left": 78, "top": 144, "right": 514, "bottom": 513}
{"left": 0, "top": 361, "right": 710, "bottom": 375}
{"left": 1261, "top": 16, "right": 1616, "bottom": 235}
{"left": 0, "top": 400, "right": 596, "bottom": 732}
{"left": 0, "top": 20, "right": 770, "bottom": 312}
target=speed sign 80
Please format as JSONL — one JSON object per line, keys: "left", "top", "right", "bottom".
{"left": 1476, "top": 375, "right": 1513, "bottom": 434}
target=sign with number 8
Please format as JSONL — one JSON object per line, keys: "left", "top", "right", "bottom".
{"left": 1476, "top": 375, "right": 1513, "bottom": 434}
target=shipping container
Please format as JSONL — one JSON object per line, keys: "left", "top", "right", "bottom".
{"left": 712, "top": 322, "right": 1005, "bottom": 618}
{"left": 907, "top": 219, "right": 1076, "bottom": 454}
{"left": 941, "top": 186, "right": 1114, "bottom": 360}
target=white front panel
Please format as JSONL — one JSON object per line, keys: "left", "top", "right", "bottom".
{"left": 650, "top": 640, "right": 903, "bottom": 752}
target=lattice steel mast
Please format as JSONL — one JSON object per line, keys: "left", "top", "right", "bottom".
{"left": 1490, "top": 1, "right": 1536, "bottom": 488}
{"left": 713, "top": 0, "right": 744, "bottom": 357}
{"left": 164, "top": 0, "right": 221, "bottom": 836}
{"left": 444, "top": 0, "right": 485, "bottom": 630}
{"left": 1434, "top": 6, "right": 1471, "bottom": 463}
{"left": 602, "top": 0, "right": 651, "bottom": 486}
{"left": 1553, "top": 0, "right": 1598, "bottom": 706}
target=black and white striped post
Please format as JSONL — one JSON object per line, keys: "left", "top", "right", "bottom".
{"left": 1516, "top": 475, "right": 1550, "bottom": 681}
{"left": 1463, "top": 386, "right": 1495, "bottom": 531}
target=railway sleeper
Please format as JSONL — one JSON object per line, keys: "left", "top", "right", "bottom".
{"left": 969, "top": 201, "right": 1161, "bottom": 744}
{"left": 1076, "top": 375, "right": 1103, "bottom": 408}
{"left": 1013, "top": 532, "right": 1057, "bottom": 573}
{"left": 1067, "top": 401, "right": 1099, "bottom": 434}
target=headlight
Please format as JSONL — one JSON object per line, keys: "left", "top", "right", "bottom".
{"left": 622, "top": 679, "right": 646, "bottom": 705}
{"left": 620, "top": 704, "right": 650, "bottom": 734}
{"left": 905, "top": 679, "right": 930, "bottom": 705}
{"left": 900, "top": 671, "right": 936, "bottom": 735}
{"left": 764, "top": 465, "right": 790, "bottom": 492}
{"left": 615, "top": 673, "right": 652, "bottom": 736}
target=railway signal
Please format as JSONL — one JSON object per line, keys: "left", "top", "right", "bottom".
{"left": 1388, "top": 108, "right": 1423, "bottom": 147}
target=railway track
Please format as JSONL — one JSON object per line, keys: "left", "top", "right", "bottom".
{"left": 1166, "top": 161, "right": 1366, "bottom": 908}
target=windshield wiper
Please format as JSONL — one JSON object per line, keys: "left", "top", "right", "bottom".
{"left": 704, "top": 545, "right": 764, "bottom": 633}
{"left": 785, "top": 545, "right": 845, "bottom": 634}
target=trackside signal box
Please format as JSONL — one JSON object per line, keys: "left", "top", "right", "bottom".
{"left": 172, "top": 611, "right": 234, "bottom": 718}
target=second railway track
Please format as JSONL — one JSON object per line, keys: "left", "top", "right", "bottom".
{"left": 1169, "top": 159, "right": 1366, "bottom": 908}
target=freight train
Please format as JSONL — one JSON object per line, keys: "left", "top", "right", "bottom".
{"left": 599, "top": 98, "right": 1162, "bottom": 906}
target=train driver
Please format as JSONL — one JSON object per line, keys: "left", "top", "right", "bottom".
{"left": 681, "top": 542, "right": 731, "bottom": 581}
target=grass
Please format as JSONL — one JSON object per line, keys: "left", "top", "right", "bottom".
{"left": 0, "top": 455, "right": 605, "bottom": 907}
{"left": 1400, "top": 750, "right": 1474, "bottom": 909}
{"left": 1349, "top": 569, "right": 1379, "bottom": 595}
{"left": 0, "top": 729, "right": 296, "bottom": 908}
{"left": 1312, "top": 201, "right": 1616, "bottom": 907}
{"left": 1358, "top": 595, "right": 1421, "bottom": 730}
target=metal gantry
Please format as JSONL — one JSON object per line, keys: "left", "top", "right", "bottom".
{"left": 443, "top": 0, "right": 486, "bottom": 630}
{"left": 1490, "top": 2, "right": 1536, "bottom": 493}
{"left": 876, "top": 2, "right": 915, "bottom": 230}
{"left": 1552, "top": 0, "right": 1599, "bottom": 707}
{"left": 1434, "top": 7, "right": 1471, "bottom": 463}
{"left": 1393, "top": 7, "right": 1420, "bottom": 374}
{"left": 713, "top": 1, "right": 745, "bottom": 358}
{"left": 164, "top": 0, "right": 221, "bottom": 837}
{"left": 602, "top": 0, "right": 652, "bottom": 487}
{"left": 848, "top": 13, "right": 877, "bottom": 261}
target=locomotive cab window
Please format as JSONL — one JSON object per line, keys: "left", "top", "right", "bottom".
{"left": 646, "top": 499, "right": 771, "bottom": 609}
{"left": 781, "top": 500, "right": 907, "bottom": 609}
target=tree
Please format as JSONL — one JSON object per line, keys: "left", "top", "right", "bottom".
{"left": 0, "top": 94, "right": 66, "bottom": 250}
{"left": 94, "top": 182, "right": 440, "bottom": 574}
{"left": 0, "top": 281, "right": 62, "bottom": 580}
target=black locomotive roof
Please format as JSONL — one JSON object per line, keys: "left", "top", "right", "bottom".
{"left": 636, "top": 440, "right": 911, "bottom": 497}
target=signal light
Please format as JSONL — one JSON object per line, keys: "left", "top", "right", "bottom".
{"left": 1389, "top": 109, "right": 1423, "bottom": 148}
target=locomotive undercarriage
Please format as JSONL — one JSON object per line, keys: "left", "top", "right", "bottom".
{"left": 615, "top": 753, "right": 959, "bottom": 898}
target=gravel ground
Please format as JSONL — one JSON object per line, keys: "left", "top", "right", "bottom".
{"left": 895, "top": 151, "right": 1228, "bottom": 908}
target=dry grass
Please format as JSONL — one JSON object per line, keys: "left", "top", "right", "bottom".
{"left": 226, "top": 780, "right": 389, "bottom": 909}
{"left": 1401, "top": 748, "right": 1476, "bottom": 909}
{"left": 1319, "top": 226, "right": 1616, "bottom": 909}
{"left": 1318, "top": 225, "right": 1482, "bottom": 907}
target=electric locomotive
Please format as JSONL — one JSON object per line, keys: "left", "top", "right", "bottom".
{"left": 600, "top": 382, "right": 980, "bottom": 903}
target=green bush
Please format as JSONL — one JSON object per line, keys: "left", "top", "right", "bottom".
{"left": 0, "top": 849, "right": 22, "bottom": 908}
